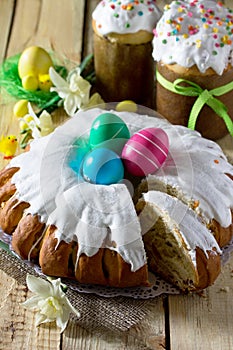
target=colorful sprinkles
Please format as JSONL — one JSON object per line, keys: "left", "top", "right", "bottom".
{"left": 153, "top": 0, "right": 233, "bottom": 74}
{"left": 92, "top": 0, "right": 161, "bottom": 34}
{"left": 159, "top": 1, "right": 233, "bottom": 50}
{"left": 101, "top": 0, "right": 157, "bottom": 27}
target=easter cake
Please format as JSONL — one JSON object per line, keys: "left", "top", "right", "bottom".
{"left": 92, "top": 0, "right": 161, "bottom": 106}
{"left": 153, "top": 0, "right": 233, "bottom": 140}
{"left": 0, "top": 107, "right": 232, "bottom": 292}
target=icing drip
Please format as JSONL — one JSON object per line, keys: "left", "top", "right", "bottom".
{"left": 153, "top": 0, "right": 233, "bottom": 74}
{"left": 92, "top": 0, "right": 161, "bottom": 35}
{"left": 28, "top": 226, "right": 47, "bottom": 261}
{"left": 49, "top": 183, "right": 146, "bottom": 272}
{"left": 9, "top": 108, "right": 233, "bottom": 271}
{"left": 143, "top": 191, "right": 221, "bottom": 259}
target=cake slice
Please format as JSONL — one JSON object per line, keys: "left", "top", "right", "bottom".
{"left": 134, "top": 134, "right": 233, "bottom": 248}
{"left": 137, "top": 191, "right": 221, "bottom": 292}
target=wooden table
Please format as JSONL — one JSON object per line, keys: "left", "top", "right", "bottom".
{"left": 0, "top": 1, "right": 233, "bottom": 349}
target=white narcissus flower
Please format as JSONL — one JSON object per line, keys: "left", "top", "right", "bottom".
{"left": 49, "top": 67, "right": 104, "bottom": 116}
{"left": 19, "top": 103, "right": 54, "bottom": 139}
{"left": 21, "top": 274, "right": 80, "bottom": 333}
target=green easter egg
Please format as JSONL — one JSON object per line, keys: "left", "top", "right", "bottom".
{"left": 89, "top": 113, "right": 130, "bottom": 154}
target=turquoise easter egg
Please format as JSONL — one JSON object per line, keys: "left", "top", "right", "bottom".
{"left": 82, "top": 148, "right": 124, "bottom": 185}
{"left": 68, "top": 138, "right": 90, "bottom": 175}
{"left": 89, "top": 113, "right": 130, "bottom": 154}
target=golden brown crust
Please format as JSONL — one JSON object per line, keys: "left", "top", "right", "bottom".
{"left": 0, "top": 197, "right": 30, "bottom": 234}
{"left": 38, "top": 226, "right": 149, "bottom": 287}
{"left": 156, "top": 62, "right": 233, "bottom": 140}
{"left": 102, "top": 248, "right": 149, "bottom": 287}
{"left": 76, "top": 247, "right": 149, "bottom": 287}
{"left": 0, "top": 167, "right": 19, "bottom": 187}
{"left": 0, "top": 181, "right": 16, "bottom": 203}
{"left": 75, "top": 249, "right": 108, "bottom": 285}
{"left": 93, "top": 32, "right": 155, "bottom": 107}
{"left": 195, "top": 248, "right": 221, "bottom": 290}
{"left": 12, "top": 214, "right": 45, "bottom": 260}
{"left": 0, "top": 167, "right": 19, "bottom": 205}
{"left": 39, "top": 226, "right": 77, "bottom": 278}
{"left": 209, "top": 214, "right": 233, "bottom": 248}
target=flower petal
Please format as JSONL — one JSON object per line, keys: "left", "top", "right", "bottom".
{"left": 89, "top": 93, "right": 105, "bottom": 107}
{"left": 31, "top": 127, "right": 42, "bottom": 139}
{"left": 26, "top": 275, "right": 52, "bottom": 296}
{"left": 64, "top": 95, "right": 79, "bottom": 116}
{"left": 35, "top": 312, "right": 48, "bottom": 326}
{"left": 56, "top": 315, "right": 68, "bottom": 333}
{"left": 50, "top": 86, "right": 70, "bottom": 99}
{"left": 39, "top": 111, "right": 54, "bottom": 136}
{"left": 62, "top": 298, "right": 81, "bottom": 318}
{"left": 49, "top": 67, "right": 69, "bottom": 90}
{"left": 27, "top": 103, "right": 40, "bottom": 126}
{"left": 21, "top": 295, "right": 43, "bottom": 310}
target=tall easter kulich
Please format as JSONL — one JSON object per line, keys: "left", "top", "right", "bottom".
{"left": 153, "top": 0, "right": 233, "bottom": 140}
{"left": 92, "top": 0, "right": 161, "bottom": 107}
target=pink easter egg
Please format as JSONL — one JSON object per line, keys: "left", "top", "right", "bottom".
{"left": 121, "top": 127, "right": 169, "bottom": 176}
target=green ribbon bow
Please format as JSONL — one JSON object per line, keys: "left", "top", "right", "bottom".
{"left": 156, "top": 69, "right": 233, "bottom": 137}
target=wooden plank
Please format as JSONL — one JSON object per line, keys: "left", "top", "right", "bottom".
{"left": 0, "top": 0, "right": 85, "bottom": 347}
{"left": 7, "top": 0, "right": 85, "bottom": 63}
{"left": 62, "top": 298, "right": 166, "bottom": 349}
{"left": 0, "top": 271, "right": 61, "bottom": 350}
{"left": 6, "top": 0, "right": 42, "bottom": 56}
{"left": 0, "top": 0, "right": 15, "bottom": 62}
{"left": 169, "top": 254, "right": 233, "bottom": 350}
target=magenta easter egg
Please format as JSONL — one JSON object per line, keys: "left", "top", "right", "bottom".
{"left": 121, "top": 128, "right": 169, "bottom": 176}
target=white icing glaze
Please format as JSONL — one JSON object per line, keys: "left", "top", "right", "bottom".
{"left": 92, "top": 0, "right": 161, "bottom": 36}
{"left": 153, "top": 0, "right": 233, "bottom": 74}
{"left": 9, "top": 107, "right": 233, "bottom": 271}
{"left": 142, "top": 191, "right": 221, "bottom": 261}
{"left": 147, "top": 133, "right": 233, "bottom": 228}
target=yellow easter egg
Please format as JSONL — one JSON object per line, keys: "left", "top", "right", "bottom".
{"left": 22, "top": 75, "right": 39, "bottom": 91}
{"left": 13, "top": 99, "right": 29, "bottom": 118}
{"left": 115, "top": 100, "right": 137, "bottom": 113}
{"left": 18, "top": 46, "right": 53, "bottom": 79}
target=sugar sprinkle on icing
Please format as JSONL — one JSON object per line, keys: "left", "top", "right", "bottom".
{"left": 153, "top": 0, "right": 233, "bottom": 74}
{"left": 92, "top": 0, "right": 162, "bottom": 35}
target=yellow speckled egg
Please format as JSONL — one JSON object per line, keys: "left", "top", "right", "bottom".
{"left": 18, "top": 46, "right": 53, "bottom": 79}
{"left": 13, "top": 99, "right": 29, "bottom": 118}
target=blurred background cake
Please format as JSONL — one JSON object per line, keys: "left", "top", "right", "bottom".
{"left": 92, "top": 0, "right": 161, "bottom": 107}
{"left": 153, "top": 0, "right": 233, "bottom": 140}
